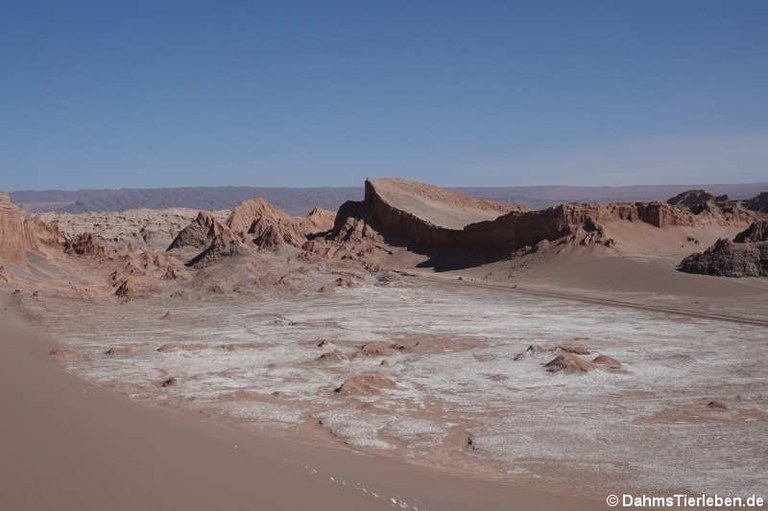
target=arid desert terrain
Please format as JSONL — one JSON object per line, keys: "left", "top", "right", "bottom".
{"left": 2, "top": 178, "right": 767, "bottom": 510}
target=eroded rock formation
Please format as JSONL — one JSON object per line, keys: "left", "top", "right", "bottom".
{"left": 745, "top": 192, "right": 768, "bottom": 213}
{"left": 678, "top": 221, "right": 768, "bottom": 277}
{"left": 168, "top": 211, "right": 228, "bottom": 251}
{"left": 316, "top": 180, "right": 760, "bottom": 263}
{"left": 0, "top": 192, "right": 28, "bottom": 267}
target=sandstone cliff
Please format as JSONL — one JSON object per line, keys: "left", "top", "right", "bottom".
{"left": 329, "top": 180, "right": 709, "bottom": 252}
{"left": 311, "top": 180, "right": 765, "bottom": 271}
{"left": 0, "top": 192, "right": 28, "bottom": 267}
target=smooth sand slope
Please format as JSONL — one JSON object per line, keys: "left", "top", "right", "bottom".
{"left": 0, "top": 299, "right": 596, "bottom": 511}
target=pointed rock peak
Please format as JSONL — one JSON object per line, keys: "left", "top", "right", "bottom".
{"left": 225, "top": 197, "right": 293, "bottom": 233}
{"left": 168, "top": 210, "right": 228, "bottom": 251}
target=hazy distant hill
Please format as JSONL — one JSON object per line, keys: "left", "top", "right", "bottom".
{"left": 11, "top": 183, "right": 767, "bottom": 215}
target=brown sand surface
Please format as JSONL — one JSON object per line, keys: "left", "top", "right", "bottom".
{"left": 438, "top": 252, "right": 768, "bottom": 324}
{"left": 0, "top": 298, "right": 597, "bottom": 511}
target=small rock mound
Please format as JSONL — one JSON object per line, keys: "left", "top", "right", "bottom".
{"left": 556, "top": 345, "right": 591, "bottom": 355}
{"left": 357, "top": 342, "right": 394, "bottom": 357}
{"left": 591, "top": 354, "right": 623, "bottom": 370}
{"left": 318, "top": 350, "right": 349, "bottom": 362}
{"left": 110, "top": 249, "right": 185, "bottom": 299}
{"left": 334, "top": 373, "right": 397, "bottom": 395}
{"left": 513, "top": 344, "right": 590, "bottom": 361}
{"left": 543, "top": 353, "right": 595, "bottom": 374}
{"left": 318, "top": 277, "right": 359, "bottom": 293}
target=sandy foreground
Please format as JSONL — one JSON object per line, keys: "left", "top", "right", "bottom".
{"left": 0, "top": 297, "right": 597, "bottom": 511}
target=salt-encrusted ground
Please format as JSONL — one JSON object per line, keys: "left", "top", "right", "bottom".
{"left": 29, "top": 276, "right": 768, "bottom": 496}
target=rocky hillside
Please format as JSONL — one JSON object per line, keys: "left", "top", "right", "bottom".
{"left": 678, "top": 221, "right": 768, "bottom": 277}
{"left": 317, "top": 179, "right": 763, "bottom": 255}
{"left": 170, "top": 197, "right": 335, "bottom": 269}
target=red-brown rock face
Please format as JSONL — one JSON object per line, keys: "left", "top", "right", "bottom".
{"left": 0, "top": 192, "right": 28, "bottom": 267}
{"left": 337, "top": 180, "right": 760, "bottom": 254}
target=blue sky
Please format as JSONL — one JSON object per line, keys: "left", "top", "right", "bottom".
{"left": 1, "top": 1, "right": 767, "bottom": 190}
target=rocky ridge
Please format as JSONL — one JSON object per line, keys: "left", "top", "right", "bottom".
{"left": 678, "top": 220, "right": 768, "bottom": 277}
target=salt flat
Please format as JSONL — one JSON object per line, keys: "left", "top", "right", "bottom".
{"left": 26, "top": 275, "right": 767, "bottom": 498}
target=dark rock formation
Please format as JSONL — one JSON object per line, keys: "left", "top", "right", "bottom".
{"left": 667, "top": 189, "right": 718, "bottom": 213}
{"left": 186, "top": 230, "right": 246, "bottom": 269}
{"left": 178, "top": 198, "right": 333, "bottom": 267}
{"left": 734, "top": 220, "right": 768, "bottom": 243}
{"left": 167, "top": 211, "right": 227, "bottom": 251}
{"left": 745, "top": 192, "right": 768, "bottom": 213}
{"left": 678, "top": 221, "right": 768, "bottom": 277}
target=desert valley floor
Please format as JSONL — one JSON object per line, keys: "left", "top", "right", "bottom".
{"left": 17, "top": 271, "right": 768, "bottom": 499}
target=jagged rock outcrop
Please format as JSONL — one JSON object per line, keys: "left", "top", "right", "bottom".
{"left": 300, "top": 207, "right": 336, "bottom": 234}
{"left": 110, "top": 249, "right": 185, "bottom": 299}
{"left": 23, "top": 216, "right": 67, "bottom": 257}
{"left": 181, "top": 198, "right": 336, "bottom": 268}
{"left": 303, "top": 199, "right": 392, "bottom": 268}
{"left": 186, "top": 229, "right": 245, "bottom": 269}
{"left": 226, "top": 198, "right": 332, "bottom": 249}
{"left": 734, "top": 220, "right": 768, "bottom": 243}
{"left": 667, "top": 189, "right": 719, "bottom": 213}
{"left": 64, "top": 232, "right": 108, "bottom": 257}
{"left": 0, "top": 192, "right": 28, "bottom": 267}
{"left": 745, "top": 192, "right": 768, "bottom": 213}
{"left": 167, "top": 211, "right": 228, "bottom": 251}
{"left": 247, "top": 214, "right": 306, "bottom": 248}
{"left": 667, "top": 189, "right": 768, "bottom": 219}
{"left": 678, "top": 221, "right": 768, "bottom": 277}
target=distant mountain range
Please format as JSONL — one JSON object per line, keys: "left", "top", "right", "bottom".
{"left": 11, "top": 182, "right": 768, "bottom": 215}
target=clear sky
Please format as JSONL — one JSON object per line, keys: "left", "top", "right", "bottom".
{"left": 2, "top": 1, "right": 767, "bottom": 190}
